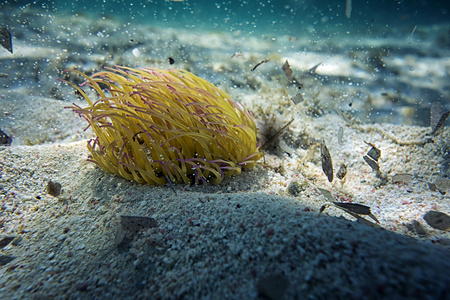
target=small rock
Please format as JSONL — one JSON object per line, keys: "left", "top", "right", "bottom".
{"left": 287, "top": 180, "right": 307, "bottom": 197}
{"left": 424, "top": 210, "right": 450, "bottom": 230}
{"left": 46, "top": 180, "right": 62, "bottom": 197}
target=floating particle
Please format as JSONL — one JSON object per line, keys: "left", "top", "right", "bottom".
{"left": 423, "top": 211, "right": 450, "bottom": 231}
{"left": 46, "top": 180, "right": 62, "bottom": 197}
{"left": 0, "top": 26, "right": 12, "bottom": 54}
{"left": 0, "top": 236, "right": 14, "bottom": 250}
{"left": 430, "top": 102, "right": 450, "bottom": 135}
{"left": 165, "top": 175, "right": 177, "bottom": 195}
{"left": 231, "top": 51, "right": 243, "bottom": 58}
{"left": 431, "top": 111, "right": 450, "bottom": 135}
{"left": 282, "top": 60, "right": 293, "bottom": 81}
{"left": 336, "top": 163, "right": 347, "bottom": 180}
{"left": 307, "top": 62, "right": 322, "bottom": 74}
{"left": 363, "top": 155, "right": 379, "bottom": 171}
{"left": 279, "top": 139, "right": 295, "bottom": 155}
{"left": 131, "top": 48, "right": 141, "bottom": 57}
{"left": 334, "top": 202, "right": 379, "bottom": 224}
{"left": 408, "top": 25, "right": 417, "bottom": 44}
{"left": 319, "top": 204, "right": 327, "bottom": 215}
{"left": 260, "top": 118, "right": 294, "bottom": 152}
{"left": 320, "top": 140, "right": 333, "bottom": 182}
{"left": 168, "top": 57, "right": 175, "bottom": 65}
{"left": 120, "top": 215, "right": 158, "bottom": 233}
{"left": 333, "top": 202, "right": 371, "bottom": 215}
{"left": 336, "top": 109, "right": 360, "bottom": 125}
{"left": 430, "top": 102, "right": 443, "bottom": 127}
{"left": 318, "top": 188, "right": 334, "bottom": 202}
{"left": 0, "top": 129, "right": 12, "bottom": 145}
{"left": 337, "top": 126, "right": 344, "bottom": 144}
{"left": 345, "top": 0, "right": 352, "bottom": 18}
{"left": 363, "top": 143, "right": 380, "bottom": 171}
{"left": 290, "top": 93, "right": 304, "bottom": 105}
{"left": 365, "top": 142, "right": 381, "bottom": 161}
{"left": 251, "top": 59, "right": 269, "bottom": 71}
{"left": 392, "top": 173, "right": 413, "bottom": 184}
{"left": 256, "top": 274, "right": 290, "bottom": 300}
{"left": 318, "top": 201, "right": 379, "bottom": 225}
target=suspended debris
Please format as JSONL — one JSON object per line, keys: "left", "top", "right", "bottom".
{"left": 336, "top": 163, "right": 347, "bottom": 180}
{"left": 251, "top": 59, "right": 269, "bottom": 71}
{"left": 345, "top": 0, "right": 352, "bottom": 19}
{"left": 392, "top": 173, "right": 413, "bottom": 184}
{"left": 290, "top": 93, "right": 304, "bottom": 105}
{"left": 363, "top": 156, "right": 379, "bottom": 171}
{"left": 363, "top": 142, "right": 380, "bottom": 171}
{"left": 337, "top": 126, "right": 344, "bottom": 144}
{"left": 46, "top": 180, "right": 62, "bottom": 197}
{"left": 408, "top": 25, "right": 417, "bottom": 44}
{"left": 320, "top": 140, "right": 333, "bottom": 182}
{"left": 0, "top": 26, "right": 12, "bottom": 54}
{"left": 365, "top": 142, "right": 381, "bottom": 161}
{"left": 319, "top": 200, "right": 380, "bottom": 226}
{"left": 430, "top": 102, "right": 450, "bottom": 135}
{"left": 0, "top": 129, "right": 12, "bottom": 146}
{"left": 307, "top": 62, "right": 322, "bottom": 74}
{"left": 318, "top": 188, "right": 334, "bottom": 202}
{"left": 165, "top": 175, "right": 177, "bottom": 195}
{"left": 423, "top": 211, "right": 450, "bottom": 231}
{"left": 336, "top": 109, "right": 361, "bottom": 125}
{"left": 333, "top": 202, "right": 371, "bottom": 215}
{"left": 231, "top": 51, "right": 243, "bottom": 59}
{"left": 260, "top": 118, "right": 294, "bottom": 152}
{"left": 317, "top": 189, "right": 379, "bottom": 225}
{"left": 282, "top": 60, "right": 293, "bottom": 81}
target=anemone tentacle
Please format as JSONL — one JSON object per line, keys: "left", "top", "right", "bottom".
{"left": 68, "top": 66, "right": 263, "bottom": 185}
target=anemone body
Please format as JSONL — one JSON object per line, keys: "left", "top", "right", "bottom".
{"left": 69, "top": 66, "right": 262, "bottom": 185}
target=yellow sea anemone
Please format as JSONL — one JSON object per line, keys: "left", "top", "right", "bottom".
{"left": 64, "top": 66, "right": 263, "bottom": 185}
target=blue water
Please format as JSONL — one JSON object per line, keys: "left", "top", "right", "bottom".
{"left": 1, "top": 0, "right": 449, "bottom": 130}
{"left": 6, "top": 0, "right": 450, "bottom": 36}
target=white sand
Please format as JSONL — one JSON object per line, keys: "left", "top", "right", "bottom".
{"left": 1, "top": 116, "right": 449, "bottom": 299}
{"left": 1, "top": 6, "right": 450, "bottom": 300}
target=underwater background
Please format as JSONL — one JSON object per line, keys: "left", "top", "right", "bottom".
{"left": 1, "top": 1, "right": 450, "bottom": 299}
{"left": 1, "top": 0, "right": 449, "bottom": 136}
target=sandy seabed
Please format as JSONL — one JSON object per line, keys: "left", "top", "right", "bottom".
{"left": 1, "top": 6, "right": 450, "bottom": 300}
